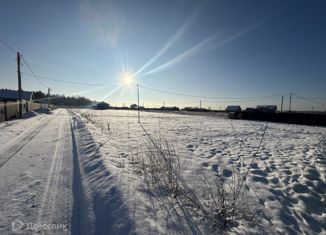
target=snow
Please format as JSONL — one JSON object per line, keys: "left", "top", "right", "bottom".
{"left": 0, "top": 108, "right": 325, "bottom": 234}
{"left": 74, "top": 109, "right": 326, "bottom": 234}
{"left": 0, "top": 109, "right": 73, "bottom": 234}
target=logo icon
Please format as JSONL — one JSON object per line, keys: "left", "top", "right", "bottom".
{"left": 11, "top": 219, "right": 24, "bottom": 233}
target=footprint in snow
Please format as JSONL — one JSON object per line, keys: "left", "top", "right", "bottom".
{"left": 252, "top": 176, "right": 268, "bottom": 184}
{"left": 303, "top": 168, "right": 320, "bottom": 181}
{"left": 251, "top": 169, "right": 268, "bottom": 177}
{"left": 251, "top": 162, "right": 259, "bottom": 169}
{"left": 186, "top": 144, "right": 193, "bottom": 149}
{"left": 202, "top": 162, "right": 209, "bottom": 167}
{"left": 292, "top": 183, "right": 309, "bottom": 194}
{"left": 269, "top": 177, "right": 279, "bottom": 184}
{"left": 222, "top": 168, "right": 232, "bottom": 177}
{"left": 301, "top": 212, "right": 322, "bottom": 233}
{"left": 211, "top": 164, "right": 219, "bottom": 173}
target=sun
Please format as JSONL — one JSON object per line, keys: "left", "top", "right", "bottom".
{"left": 120, "top": 72, "right": 135, "bottom": 86}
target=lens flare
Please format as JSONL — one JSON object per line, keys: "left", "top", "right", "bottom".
{"left": 120, "top": 72, "right": 135, "bottom": 86}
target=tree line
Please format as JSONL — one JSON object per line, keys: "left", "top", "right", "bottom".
{"left": 32, "top": 91, "right": 93, "bottom": 107}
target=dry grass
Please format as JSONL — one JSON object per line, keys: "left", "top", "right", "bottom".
{"left": 135, "top": 133, "right": 257, "bottom": 232}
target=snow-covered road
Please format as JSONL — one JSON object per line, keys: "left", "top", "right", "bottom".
{"left": 0, "top": 109, "right": 134, "bottom": 235}
{"left": 0, "top": 109, "right": 74, "bottom": 234}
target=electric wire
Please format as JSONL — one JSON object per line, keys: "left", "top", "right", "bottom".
{"left": 21, "top": 55, "right": 49, "bottom": 88}
{"left": 1, "top": 38, "right": 325, "bottom": 109}
{"left": 293, "top": 93, "right": 326, "bottom": 107}
{"left": 0, "top": 38, "right": 16, "bottom": 54}
{"left": 21, "top": 72, "right": 116, "bottom": 87}
{"left": 138, "top": 84, "right": 289, "bottom": 101}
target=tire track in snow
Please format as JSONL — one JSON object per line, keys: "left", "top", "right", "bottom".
{"left": 0, "top": 112, "right": 59, "bottom": 168}
{"left": 36, "top": 116, "right": 66, "bottom": 230}
{"left": 0, "top": 115, "right": 47, "bottom": 151}
{"left": 47, "top": 117, "right": 68, "bottom": 222}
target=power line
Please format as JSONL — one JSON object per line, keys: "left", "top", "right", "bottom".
{"left": 21, "top": 71, "right": 116, "bottom": 87}
{"left": 0, "top": 38, "right": 16, "bottom": 54}
{"left": 138, "top": 84, "right": 288, "bottom": 101}
{"left": 0, "top": 38, "right": 49, "bottom": 89}
{"left": 293, "top": 93, "right": 326, "bottom": 106}
{"left": 305, "top": 98, "right": 326, "bottom": 100}
{"left": 198, "top": 97, "right": 284, "bottom": 103}
{"left": 1, "top": 38, "right": 114, "bottom": 88}
{"left": 2, "top": 38, "right": 326, "bottom": 109}
{"left": 21, "top": 55, "right": 37, "bottom": 77}
{"left": 21, "top": 55, "right": 49, "bottom": 88}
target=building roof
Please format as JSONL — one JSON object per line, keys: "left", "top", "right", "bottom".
{"left": 226, "top": 105, "right": 241, "bottom": 108}
{"left": 226, "top": 105, "right": 242, "bottom": 112}
{"left": 0, "top": 89, "right": 33, "bottom": 100}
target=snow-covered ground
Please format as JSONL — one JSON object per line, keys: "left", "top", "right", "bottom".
{"left": 0, "top": 108, "right": 325, "bottom": 234}
{"left": 0, "top": 109, "right": 74, "bottom": 234}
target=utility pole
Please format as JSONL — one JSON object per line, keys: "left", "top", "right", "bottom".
{"left": 163, "top": 102, "right": 165, "bottom": 108}
{"left": 281, "top": 96, "right": 284, "bottom": 112}
{"left": 200, "top": 100, "right": 202, "bottom": 109}
{"left": 289, "top": 92, "right": 292, "bottom": 112}
{"left": 17, "top": 52, "right": 22, "bottom": 118}
{"left": 137, "top": 84, "right": 140, "bottom": 123}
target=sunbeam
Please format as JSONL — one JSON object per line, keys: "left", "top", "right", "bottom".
{"left": 212, "top": 19, "right": 266, "bottom": 50}
{"left": 133, "top": 6, "right": 203, "bottom": 77}
{"left": 140, "top": 29, "right": 223, "bottom": 76}
{"left": 115, "top": 85, "right": 126, "bottom": 102}
{"left": 139, "top": 18, "right": 266, "bottom": 77}
{"left": 66, "top": 86, "right": 108, "bottom": 96}
{"left": 98, "top": 83, "right": 123, "bottom": 102}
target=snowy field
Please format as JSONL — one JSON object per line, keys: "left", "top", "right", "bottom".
{"left": 75, "top": 109, "right": 326, "bottom": 234}
{"left": 0, "top": 108, "right": 325, "bottom": 234}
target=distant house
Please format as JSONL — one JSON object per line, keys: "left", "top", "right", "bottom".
{"left": 225, "top": 105, "right": 242, "bottom": 113}
{"left": 96, "top": 102, "right": 110, "bottom": 110}
{"left": 256, "top": 105, "right": 277, "bottom": 113}
{"left": 0, "top": 89, "right": 34, "bottom": 121}
{"left": 0, "top": 89, "right": 33, "bottom": 113}
{"left": 0, "top": 89, "right": 33, "bottom": 102}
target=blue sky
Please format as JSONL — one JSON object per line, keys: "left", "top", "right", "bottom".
{"left": 0, "top": 0, "right": 325, "bottom": 110}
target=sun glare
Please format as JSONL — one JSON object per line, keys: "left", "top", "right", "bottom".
{"left": 120, "top": 72, "right": 135, "bottom": 86}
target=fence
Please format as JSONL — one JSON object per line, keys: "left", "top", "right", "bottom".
{"left": 0, "top": 101, "right": 45, "bottom": 122}
{"left": 240, "top": 111, "right": 326, "bottom": 126}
